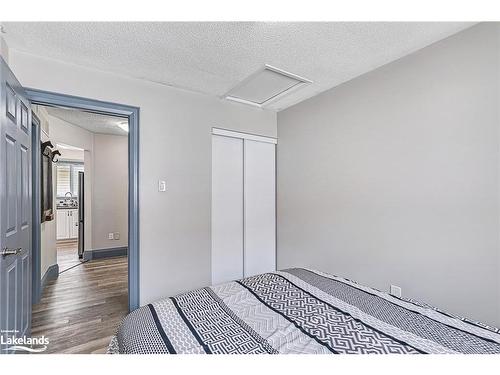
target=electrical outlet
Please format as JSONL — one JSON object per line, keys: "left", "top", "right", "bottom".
{"left": 390, "top": 285, "right": 402, "bottom": 298}
{"left": 108, "top": 233, "right": 114, "bottom": 240}
{"left": 158, "top": 180, "right": 166, "bottom": 192}
{"left": 114, "top": 232, "right": 120, "bottom": 240}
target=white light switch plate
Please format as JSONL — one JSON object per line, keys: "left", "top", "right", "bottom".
{"left": 158, "top": 180, "right": 166, "bottom": 192}
{"left": 114, "top": 232, "right": 120, "bottom": 240}
{"left": 108, "top": 233, "right": 114, "bottom": 240}
{"left": 390, "top": 285, "right": 402, "bottom": 298}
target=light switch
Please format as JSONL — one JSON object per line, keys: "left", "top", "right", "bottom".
{"left": 158, "top": 180, "right": 166, "bottom": 192}
{"left": 108, "top": 233, "right": 114, "bottom": 240}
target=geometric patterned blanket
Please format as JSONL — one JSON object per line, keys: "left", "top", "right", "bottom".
{"left": 112, "top": 268, "right": 500, "bottom": 354}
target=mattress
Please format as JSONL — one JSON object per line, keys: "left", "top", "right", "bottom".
{"left": 111, "top": 268, "right": 500, "bottom": 354}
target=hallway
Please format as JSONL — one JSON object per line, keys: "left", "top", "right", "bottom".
{"left": 31, "top": 255, "right": 128, "bottom": 353}
{"left": 56, "top": 241, "right": 81, "bottom": 273}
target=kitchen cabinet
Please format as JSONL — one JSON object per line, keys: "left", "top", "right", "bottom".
{"left": 70, "top": 209, "right": 79, "bottom": 238}
{"left": 56, "top": 208, "right": 79, "bottom": 240}
{"left": 56, "top": 210, "right": 68, "bottom": 240}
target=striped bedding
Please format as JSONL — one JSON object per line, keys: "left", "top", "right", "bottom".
{"left": 110, "top": 268, "right": 500, "bottom": 354}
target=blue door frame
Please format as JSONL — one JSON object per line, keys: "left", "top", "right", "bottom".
{"left": 27, "top": 88, "right": 140, "bottom": 312}
{"left": 31, "top": 113, "right": 41, "bottom": 303}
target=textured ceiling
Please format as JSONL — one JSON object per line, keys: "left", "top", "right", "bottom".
{"left": 43, "top": 106, "right": 128, "bottom": 136}
{"left": 3, "top": 22, "right": 474, "bottom": 111}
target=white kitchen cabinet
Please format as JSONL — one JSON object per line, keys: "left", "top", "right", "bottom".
{"left": 56, "top": 210, "right": 69, "bottom": 240}
{"left": 56, "top": 208, "right": 79, "bottom": 240}
{"left": 69, "top": 209, "right": 79, "bottom": 239}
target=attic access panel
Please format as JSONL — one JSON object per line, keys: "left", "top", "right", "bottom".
{"left": 224, "top": 65, "right": 312, "bottom": 108}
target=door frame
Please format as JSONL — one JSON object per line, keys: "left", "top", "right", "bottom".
{"left": 27, "top": 88, "right": 140, "bottom": 311}
{"left": 31, "top": 112, "right": 41, "bottom": 303}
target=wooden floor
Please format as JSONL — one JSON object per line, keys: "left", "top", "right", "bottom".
{"left": 32, "top": 243, "right": 128, "bottom": 354}
{"left": 57, "top": 240, "right": 81, "bottom": 273}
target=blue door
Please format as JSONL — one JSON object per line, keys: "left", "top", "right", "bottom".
{"left": 0, "top": 57, "right": 32, "bottom": 353}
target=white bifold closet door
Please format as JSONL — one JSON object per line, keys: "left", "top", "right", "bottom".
{"left": 243, "top": 140, "right": 276, "bottom": 277}
{"left": 211, "top": 135, "right": 244, "bottom": 285}
{"left": 211, "top": 130, "right": 276, "bottom": 285}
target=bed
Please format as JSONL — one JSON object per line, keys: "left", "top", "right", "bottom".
{"left": 109, "top": 268, "right": 500, "bottom": 354}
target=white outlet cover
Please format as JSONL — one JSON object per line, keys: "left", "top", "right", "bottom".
{"left": 114, "top": 232, "right": 120, "bottom": 240}
{"left": 158, "top": 180, "right": 166, "bottom": 192}
{"left": 390, "top": 285, "right": 402, "bottom": 298}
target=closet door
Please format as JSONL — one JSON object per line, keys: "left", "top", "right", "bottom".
{"left": 211, "top": 135, "right": 244, "bottom": 284}
{"left": 244, "top": 139, "right": 276, "bottom": 277}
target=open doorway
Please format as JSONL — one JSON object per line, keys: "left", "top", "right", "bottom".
{"left": 38, "top": 106, "right": 130, "bottom": 276}
{"left": 30, "top": 97, "right": 137, "bottom": 353}
{"left": 54, "top": 142, "right": 84, "bottom": 272}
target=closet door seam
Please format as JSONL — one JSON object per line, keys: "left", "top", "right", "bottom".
{"left": 242, "top": 139, "right": 246, "bottom": 278}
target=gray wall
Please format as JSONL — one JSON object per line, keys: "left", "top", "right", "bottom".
{"left": 7, "top": 48, "right": 277, "bottom": 305}
{"left": 277, "top": 23, "right": 500, "bottom": 327}
{"left": 92, "top": 134, "right": 128, "bottom": 250}
{"left": 32, "top": 105, "right": 57, "bottom": 279}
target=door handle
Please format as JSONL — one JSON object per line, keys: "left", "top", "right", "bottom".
{"left": 1, "top": 247, "right": 22, "bottom": 257}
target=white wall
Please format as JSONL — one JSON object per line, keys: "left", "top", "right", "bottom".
{"left": 33, "top": 105, "right": 57, "bottom": 278}
{"left": 8, "top": 49, "right": 277, "bottom": 304}
{"left": 58, "top": 148, "right": 84, "bottom": 161}
{"left": 277, "top": 23, "right": 500, "bottom": 327}
{"left": 0, "top": 36, "right": 9, "bottom": 63}
{"left": 47, "top": 114, "right": 94, "bottom": 253}
{"left": 48, "top": 117, "right": 130, "bottom": 252}
{"left": 92, "top": 134, "right": 128, "bottom": 249}
{"left": 48, "top": 114, "right": 93, "bottom": 149}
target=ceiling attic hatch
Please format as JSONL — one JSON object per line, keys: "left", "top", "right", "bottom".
{"left": 224, "top": 65, "right": 312, "bottom": 108}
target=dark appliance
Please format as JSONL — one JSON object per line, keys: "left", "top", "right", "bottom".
{"left": 77, "top": 171, "right": 85, "bottom": 259}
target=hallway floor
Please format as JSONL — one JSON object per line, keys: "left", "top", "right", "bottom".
{"left": 32, "top": 247, "right": 128, "bottom": 353}
{"left": 56, "top": 240, "right": 81, "bottom": 273}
